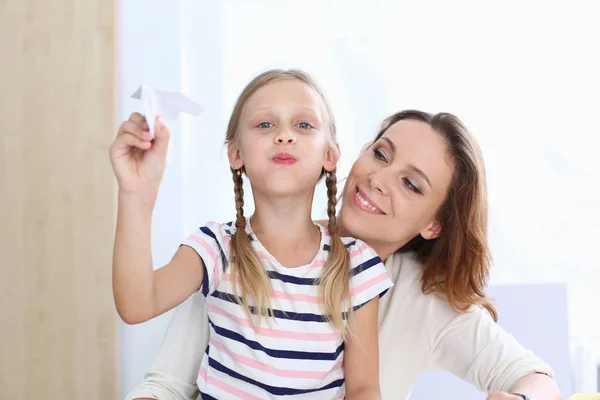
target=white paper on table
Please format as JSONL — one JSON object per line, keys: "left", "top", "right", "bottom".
{"left": 130, "top": 84, "right": 204, "bottom": 137}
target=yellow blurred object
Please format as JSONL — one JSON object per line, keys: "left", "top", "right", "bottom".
{"left": 569, "top": 394, "right": 600, "bottom": 400}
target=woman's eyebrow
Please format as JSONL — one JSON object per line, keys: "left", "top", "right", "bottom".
{"left": 381, "top": 137, "right": 396, "bottom": 153}
{"left": 408, "top": 164, "right": 432, "bottom": 188}
{"left": 380, "top": 137, "right": 432, "bottom": 188}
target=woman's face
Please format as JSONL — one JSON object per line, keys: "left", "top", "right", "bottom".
{"left": 339, "top": 119, "right": 455, "bottom": 258}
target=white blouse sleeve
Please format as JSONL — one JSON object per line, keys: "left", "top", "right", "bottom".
{"left": 125, "top": 292, "right": 209, "bottom": 400}
{"left": 428, "top": 298, "right": 555, "bottom": 393}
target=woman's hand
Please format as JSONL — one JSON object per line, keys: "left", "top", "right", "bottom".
{"left": 487, "top": 392, "right": 528, "bottom": 399}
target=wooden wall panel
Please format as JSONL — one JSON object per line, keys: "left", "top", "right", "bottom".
{"left": 1, "top": 1, "right": 118, "bottom": 398}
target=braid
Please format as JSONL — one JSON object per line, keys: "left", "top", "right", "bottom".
{"left": 232, "top": 168, "right": 246, "bottom": 229}
{"left": 229, "top": 167, "right": 273, "bottom": 327}
{"left": 325, "top": 170, "right": 339, "bottom": 235}
{"left": 320, "top": 168, "right": 352, "bottom": 335}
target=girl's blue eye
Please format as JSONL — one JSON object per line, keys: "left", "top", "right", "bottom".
{"left": 297, "top": 122, "right": 313, "bottom": 130}
{"left": 258, "top": 122, "right": 273, "bottom": 129}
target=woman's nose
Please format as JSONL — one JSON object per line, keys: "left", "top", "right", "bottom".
{"left": 369, "top": 170, "right": 388, "bottom": 196}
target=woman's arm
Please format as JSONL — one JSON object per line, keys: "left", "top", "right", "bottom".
{"left": 429, "top": 301, "right": 559, "bottom": 399}
{"left": 344, "top": 297, "right": 382, "bottom": 400}
{"left": 125, "top": 292, "right": 209, "bottom": 400}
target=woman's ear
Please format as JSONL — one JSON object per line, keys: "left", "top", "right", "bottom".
{"left": 227, "top": 143, "right": 244, "bottom": 170}
{"left": 323, "top": 142, "right": 341, "bottom": 172}
{"left": 420, "top": 220, "right": 442, "bottom": 240}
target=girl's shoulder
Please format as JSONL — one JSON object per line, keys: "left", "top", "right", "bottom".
{"left": 186, "top": 221, "right": 239, "bottom": 253}
{"left": 313, "top": 221, "right": 373, "bottom": 254}
{"left": 198, "top": 220, "right": 248, "bottom": 238}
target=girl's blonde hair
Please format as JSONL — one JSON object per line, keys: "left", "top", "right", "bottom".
{"left": 224, "top": 69, "right": 351, "bottom": 333}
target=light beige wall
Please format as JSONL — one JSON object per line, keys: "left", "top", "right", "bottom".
{"left": 0, "top": 1, "right": 118, "bottom": 398}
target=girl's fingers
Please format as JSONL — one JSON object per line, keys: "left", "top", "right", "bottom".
{"left": 114, "top": 132, "right": 152, "bottom": 151}
{"left": 151, "top": 116, "right": 171, "bottom": 156}
{"left": 128, "top": 112, "right": 149, "bottom": 130}
{"left": 119, "top": 121, "right": 153, "bottom": 142}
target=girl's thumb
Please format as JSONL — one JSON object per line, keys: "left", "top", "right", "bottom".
{"left": 153, "top": 116, "right": 171, "bottom": 155}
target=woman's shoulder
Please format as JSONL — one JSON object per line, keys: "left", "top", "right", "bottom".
{"left": 385, "top": 251, "right": 432, "bottom": 309}
{"left": 383, "top": 252, "right": 496, "bottom": 355}
{"left": 387, "top": 251, "right": 484, "bottom": 318}
{"left": 387, "top": 251, "right": 424, "bottom": 288}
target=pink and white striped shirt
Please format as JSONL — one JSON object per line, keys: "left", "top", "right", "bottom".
{"left": 182, "top": 220, "right": 393, "bottom": 400}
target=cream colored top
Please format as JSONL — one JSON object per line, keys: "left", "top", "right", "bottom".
{"left": 126, "top": 252, "right": 554, "bottom": 400}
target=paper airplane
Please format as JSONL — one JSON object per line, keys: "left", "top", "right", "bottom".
{"left": 130, "top": 84, "right": 203, "bottom": 137}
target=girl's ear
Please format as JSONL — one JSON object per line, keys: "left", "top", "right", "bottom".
{"left": 323, "top": 143, "right": 340, "bottom": 172}
{"left": 227, "top": 143, "right": 244, "bottom": 170}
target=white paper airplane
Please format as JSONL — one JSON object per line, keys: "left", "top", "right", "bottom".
{"left": 131, "top": 84, "right": 203, "bottom": 137}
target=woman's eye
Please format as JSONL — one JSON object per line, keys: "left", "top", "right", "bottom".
{"left": 257, "top": 122, "right": 273, "bottom": 129}
{"left": 373, "top": 148, "right": 387, "bottom": 162}
{"left": 297, "top": 122, "right": 313, "bottom": 130}
{"left": 403, "top": 177, "right": 422, "bottom": 195}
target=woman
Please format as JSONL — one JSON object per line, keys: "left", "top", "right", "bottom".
{"left": 127, "top": 110, "right": 560, "bottom": 400}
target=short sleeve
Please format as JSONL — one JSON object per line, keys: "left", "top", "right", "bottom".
{"left": 181, "top": 221, "right": 229, "bottom": 297}
{"left": 347, "top": 239, "right": 394, "bottom": 309}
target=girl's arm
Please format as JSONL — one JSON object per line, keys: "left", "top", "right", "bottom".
{"left": 110, "top": 114, "right": 206, "bottom": 325}
{"left": 343, "top": 239, "right": 393, "bottom": 399}
{"left": 112, "top": 193, "right": 205, "bottom": 324}
{"left": 344, "top": 297, "right": 382, "bottom": 400}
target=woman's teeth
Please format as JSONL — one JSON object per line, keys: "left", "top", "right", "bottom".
{"left": 357, "top": 190, "right": 379, "bottom": 212}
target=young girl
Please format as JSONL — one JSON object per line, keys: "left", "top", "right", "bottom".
{"left": 110, "top": 69, "right": 393, "bottom": 399}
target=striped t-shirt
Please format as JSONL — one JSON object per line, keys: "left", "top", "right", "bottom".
{"left": 182, "top": 219, "right": 394, "bottom": 400}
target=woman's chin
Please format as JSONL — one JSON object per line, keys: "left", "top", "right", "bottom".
{"left": 338, "top": 206, "right": 370, "bottom": 239}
